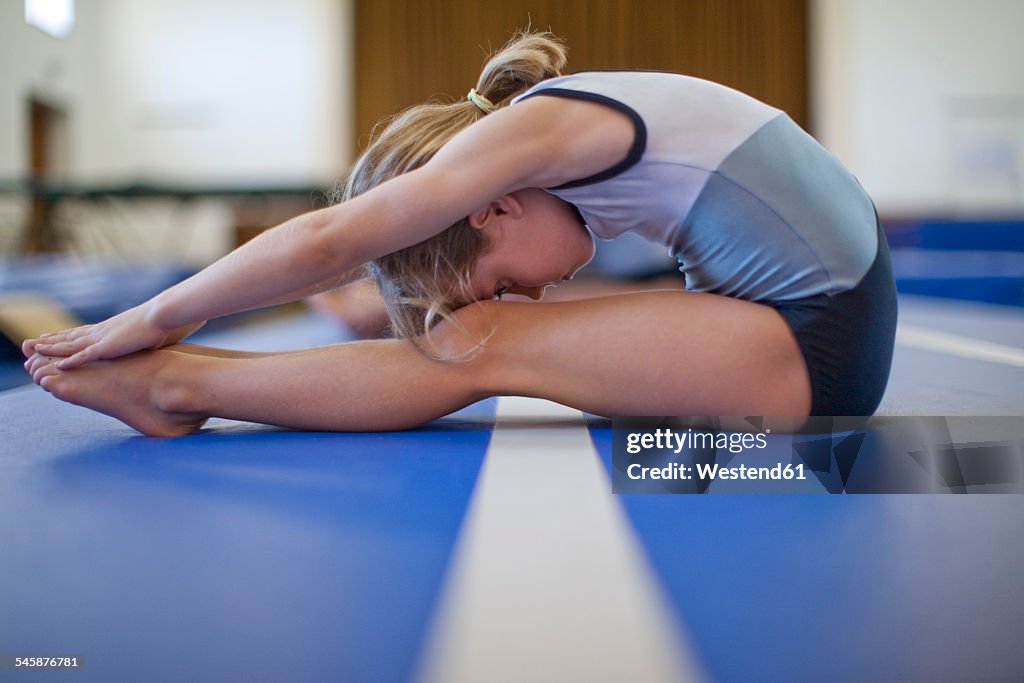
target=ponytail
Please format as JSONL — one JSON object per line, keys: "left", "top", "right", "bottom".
{"left": 472, "top": 29, "right": 568, "bottom": 111}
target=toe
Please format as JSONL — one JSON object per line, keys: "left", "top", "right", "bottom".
{"left": 32, "top": 358, "right": 60, "bottom": 386}
{"left": 28, "top": 353, "right": 57, "bottom": 376}
{"left": 38, "top": 374, "right": 57, "bottom": 393}
{"left": 26, "top": 354, "right": 48, "bottom": 375}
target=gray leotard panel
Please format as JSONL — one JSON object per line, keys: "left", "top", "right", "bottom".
{"left": 513, "top": 72, "right": 878, "bottom": 301}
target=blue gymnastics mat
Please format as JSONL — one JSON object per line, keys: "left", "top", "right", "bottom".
{"left": 0, "top": 373, "right": 497, "bottom": 682}
{"left": 0, "top": 255, "right": 192, "bottom": 326}
{"left": 0, "top": 256, "right": 193, "bottom": 387}
{"left": 886, "top": 218, "right": 1024, "bottom": 307}
{"left": 891, "top": 249, "right": 1024, "bottom": 306}
{"left": 585, "top": 419, "right": 1024, "bottom": 682}
{"left": 2, "top": 310, "right": 498, "bottom": 682}
{"left": 2, "top": 307, "right": 1023, "bottom": 681}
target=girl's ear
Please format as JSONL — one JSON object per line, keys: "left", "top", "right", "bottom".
{"left": 467, "top": 204, "right": 495, "bottom": 230}
{"left": 468, "top": 193, "right": 525, "bottom": 230}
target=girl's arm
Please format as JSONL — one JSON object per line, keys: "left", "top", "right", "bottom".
{"left": 26, "top": 95, "right": 634, "bottom": 368}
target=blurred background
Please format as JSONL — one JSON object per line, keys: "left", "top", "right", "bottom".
{"left": 1, "top": 0, "right": 1022, "bottom": 382}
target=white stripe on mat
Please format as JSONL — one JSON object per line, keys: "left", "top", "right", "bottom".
{"left": 897, "top": 324, "right": 1024, "bottom": 367}
{"left": 415, "top": 396, "right": 704, "bottom": 683}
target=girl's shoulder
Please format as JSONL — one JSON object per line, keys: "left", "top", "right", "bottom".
{"left": 459, "top": 86, "right": 640, "bottom": 190}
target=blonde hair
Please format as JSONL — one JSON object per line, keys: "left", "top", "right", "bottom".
{"left": 333, "top": 29, "right": 568, "bottom": 350}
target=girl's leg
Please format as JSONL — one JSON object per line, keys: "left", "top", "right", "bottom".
{"left": 30, "top": 290, "right": 810, "bottom": 435}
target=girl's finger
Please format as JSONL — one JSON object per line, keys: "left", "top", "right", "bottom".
{"left": 56, "top": 345, "right": 101, "bottom": 371}
{"left": 33, "top": 336, "right": 90, "bottom": 357}
{"left": 37, "top": 325, "right": 93, "bottom": 344}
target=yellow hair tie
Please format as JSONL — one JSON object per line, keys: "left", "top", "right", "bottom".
{"left": 467, "top": 88, "right": 497, "bottom": 114}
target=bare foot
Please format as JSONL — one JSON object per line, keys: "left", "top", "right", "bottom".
{"left": 30, "top": 349, "right": 208, "bottom": 437}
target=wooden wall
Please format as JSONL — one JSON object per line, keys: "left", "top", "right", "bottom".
{"left": 354, "top": 0, "right": 808, "bottom": 147}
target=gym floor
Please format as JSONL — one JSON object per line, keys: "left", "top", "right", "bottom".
{"left": 1, "top": 292, "right": 1022, "bottom": 682}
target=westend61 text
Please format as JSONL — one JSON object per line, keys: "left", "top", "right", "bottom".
{"left": 625, "top": 428, "right": 769, "bottom": 455}
{"left": 627, "top": 462, "right": 807, "bottom": 481}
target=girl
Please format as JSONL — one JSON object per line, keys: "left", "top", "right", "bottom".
{"left": 23, "top": 31, "right": 897, "bottom": 436}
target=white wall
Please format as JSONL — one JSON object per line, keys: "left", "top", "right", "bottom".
{"left": 0, "top": 0, "right": 95, "bottom": 181}
{"left": 5, "top": 0, "right": 1021, "bottom": 222}
{"left": 82, "top": 0, "right": 351, "bottom": 186}
{"left": 0, "top": 0, "right": 98, "bottom": 251}
{"left": 0, "top": 0, "right": 352, "bottom": 260}
{"left": 811, "top": 0, "right": 1024, "bottom": 216}
{"left": 1, "top": 0, "right": 351, "bottom": 186}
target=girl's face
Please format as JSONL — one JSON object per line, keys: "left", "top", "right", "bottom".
{"left": 468, "top": 189, "right": 595, "bottom": 302}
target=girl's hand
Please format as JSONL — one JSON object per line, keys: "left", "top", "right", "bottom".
{"left": 22, "top": 305, "right": 205, "bottom": 370}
